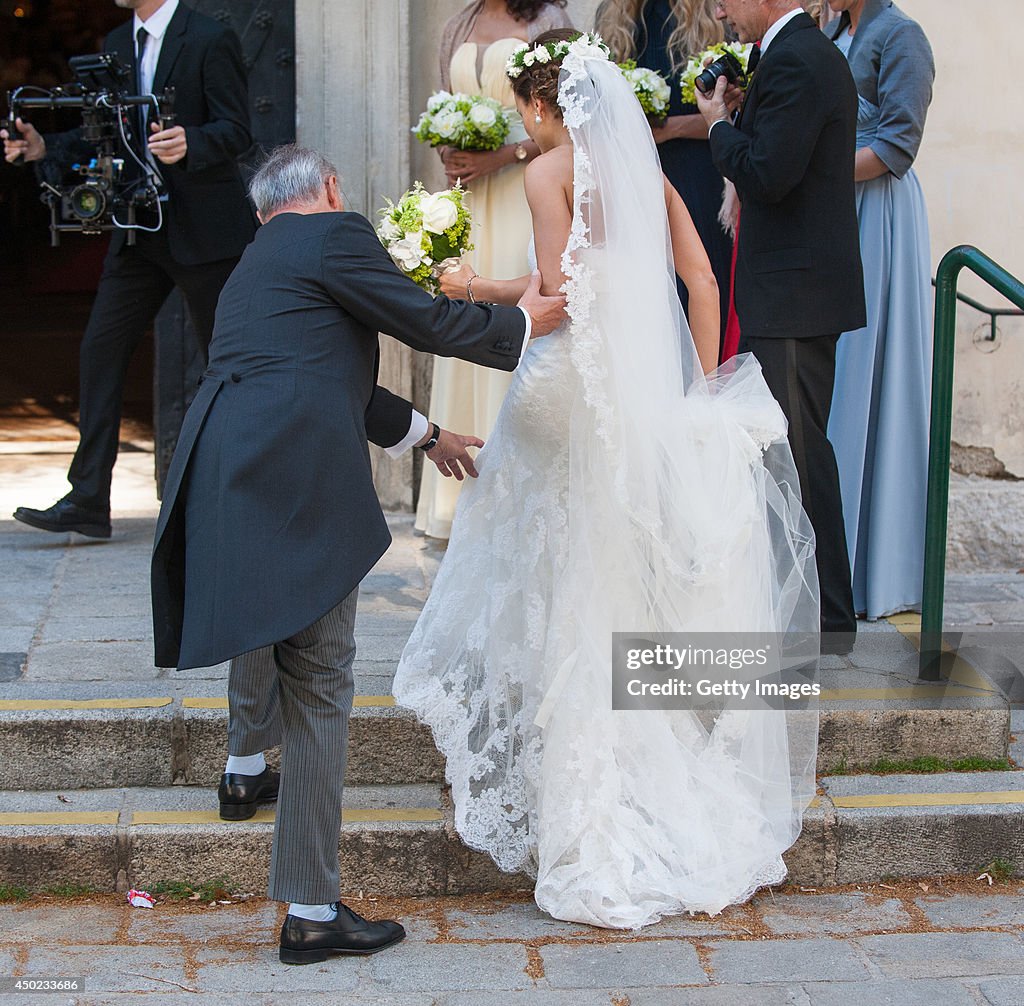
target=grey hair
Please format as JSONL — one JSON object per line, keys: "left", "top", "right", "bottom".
{"left": 248, "top": 144, "right": 338, "bottom": 218}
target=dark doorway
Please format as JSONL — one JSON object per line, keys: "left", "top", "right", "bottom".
{"left": 0, "top": 1, "right": 151, "bottom": 449}
{"left": 0, "top": 0, "right": 297, "bottom": 484}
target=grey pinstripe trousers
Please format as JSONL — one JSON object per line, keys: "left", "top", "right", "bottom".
{"left": 226, "top": 588, "right": 358, "bottom": 903}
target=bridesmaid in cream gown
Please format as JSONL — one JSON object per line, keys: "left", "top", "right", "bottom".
{"left": 415, "top": 0, "right": 572, "bottom": 540}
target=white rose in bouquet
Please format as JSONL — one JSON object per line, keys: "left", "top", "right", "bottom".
{"left": 427, "top": 90, "right": 451, "bottom": 112}
{"left": 468, "top": 103, "right": 498, "bottom": 130}
{"left": 420, "top": 192, "right": 459, "bottom": 235}
{"left": 389, "top": 232, "right": 429, "bottom": 272}
{"left": 377, "top": 217, "right": 402, "bottom": 242}
{"left": 432, "top": 108, "right": 465, "bottom": 139}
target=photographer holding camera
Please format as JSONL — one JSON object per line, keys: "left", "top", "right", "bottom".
{"left": 3, "top": 0, "right": 256, "bottom": 539}
{"left": 695, "top": 0, "right": 866, "bottom": 652}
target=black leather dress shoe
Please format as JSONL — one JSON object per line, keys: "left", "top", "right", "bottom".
{"left": 279, "top": 902, "right": 406, "bottom": 964}
{"left": 217, "top": 767, "right": 279, "bottom": 820}
{"left": 13, "top": 497, "right": 111, "bottom": 539}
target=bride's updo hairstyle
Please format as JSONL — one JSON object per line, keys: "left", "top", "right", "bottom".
{"left": 506, "top": 28, "right": 580, "bottom": 117}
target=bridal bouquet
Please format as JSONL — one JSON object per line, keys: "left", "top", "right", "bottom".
{"left": 679, "top": 42, "right": 755, "bottom": 105}
{"left": 377, "top": 181, "right": 473, "bottom": 295}
{"left": 413, "top": 91, "right": 511, "bottom": 151}
{"left": 618, "top": 60, "right": 671, "bottom": 125}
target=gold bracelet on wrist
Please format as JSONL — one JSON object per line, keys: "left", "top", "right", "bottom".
{"left": 466, "top": 273, "right": 478, "bottom": 304}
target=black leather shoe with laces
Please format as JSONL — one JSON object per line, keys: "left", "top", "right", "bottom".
{"left": 279, "top": 902, "right": 406, "bottom": 964}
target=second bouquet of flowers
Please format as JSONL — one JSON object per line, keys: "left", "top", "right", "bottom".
{"left": 679, "top": 42, "right": 755, "bottom": 106}
{"left": 413, "top": 91, "right": 511, "bottom": 151}
{"left": 377, "top": 182, "right": 473, "bottom": 295}
{"left": 618, "top": 60, "right": 671, "bottom": 126}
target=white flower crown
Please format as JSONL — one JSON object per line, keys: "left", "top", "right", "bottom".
{"left": 505, "top": 32, "right": 611, "bottom": 80}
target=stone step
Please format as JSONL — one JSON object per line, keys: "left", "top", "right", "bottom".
{"left": 0, "top": 666, "right": 1010, "bottom": 790}
{"left": 1, "top": 772, "right": 1022, "bottom": 896}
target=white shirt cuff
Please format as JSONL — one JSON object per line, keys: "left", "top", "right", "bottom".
{"left": 708, "top": 118, "right": 730, "bottom": 140}
{"left": 384, "top": 409, "right": 429, "bottom": 459}
{"left": 518, "top": 306, "right": 532, "bottom": 365}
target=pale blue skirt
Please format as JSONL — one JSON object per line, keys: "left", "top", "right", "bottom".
{"left": 828, "top": 166, "right": 933, "bottom": 620}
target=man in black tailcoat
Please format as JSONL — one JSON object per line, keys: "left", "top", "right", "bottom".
{"left": 151, "top": 144, "right": 565, "bottom": 963}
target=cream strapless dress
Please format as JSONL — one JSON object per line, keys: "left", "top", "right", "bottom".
{"left": 415, "top": 38, "right": 534, "bottom": 540}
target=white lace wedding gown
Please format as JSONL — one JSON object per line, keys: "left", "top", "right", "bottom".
{"left": 393, "top": 42, "right": 820, "bottom": 929}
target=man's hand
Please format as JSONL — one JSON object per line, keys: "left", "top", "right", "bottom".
{"left": 695, "top": 75, "right": 733, "bottom": 132}
{"left": 148, "top": 122, "right": 188, "bottom": 165}
{"left": 1, "top": 118, "right": 45, "bottom": 163}
{"left": 517, "top": 270, "right": 566, "bottom": 338}
{"left": 421, "top": 428, "right": 486, "bottom": 480}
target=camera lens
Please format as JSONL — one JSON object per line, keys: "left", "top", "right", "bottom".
{"left": 695, "top": 52, "right": 744, "bottom": 95}
{"left": 69, "top": 183, "right": 106, "bottom": 221}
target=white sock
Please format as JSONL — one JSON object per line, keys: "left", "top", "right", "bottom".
{"left": 225, "top": 752, "right": 266, "bottom": 776}
{"left": 289, "top": 902, "right": 337, "bottom": 922}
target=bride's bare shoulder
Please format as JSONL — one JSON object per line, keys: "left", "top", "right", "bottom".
{"left": 524, "top": 145, "right": 573, "bottom": 202}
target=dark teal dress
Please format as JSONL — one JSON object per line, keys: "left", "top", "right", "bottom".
{"left": 636, "top": 0, "right": 732, "bottom": 339}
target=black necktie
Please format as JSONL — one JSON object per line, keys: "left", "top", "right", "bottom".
{"left": 746, "top": 43, "right": 762, "bottom": 78}
{"left": 134, "top": 26, "right": 149, "bottom": 149}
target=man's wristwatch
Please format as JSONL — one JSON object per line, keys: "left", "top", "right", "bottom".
{"left": 513, "top": 142, "right": 528, "bottom": 162}
{"left": 418, "top": 422, "right": 441, "bottom": 452}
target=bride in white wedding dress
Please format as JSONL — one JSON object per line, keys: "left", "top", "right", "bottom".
{"left": 393, "top": 30, "right": 820, "bottom": 929}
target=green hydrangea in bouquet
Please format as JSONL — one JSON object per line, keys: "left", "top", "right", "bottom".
{"left": 413, "top": 91, "right": 510, "bottom": 151}
{"left": 679, "top": 42, "right": 755, "bottom": 106}
{"left": 377, "top": 182, "right": 474, "bottom": 295}
{"left": 618, "top": 60, "right": 672, "bottom": 126}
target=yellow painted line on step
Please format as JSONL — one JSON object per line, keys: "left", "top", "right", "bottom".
{"left": 182, "top": 695, "right": 396, "bottom": 710}
{"left": 355, "top": 696, "right": 396, "bottom": 708}
{"left": 131, "top": 807, "right": 443, "bottom": 825}
{"left": 343, "top": 807, "right": 440, "bottom": 822}
{"left": 0, "top": 697, "right": 173, "bottom": 711}
{"left": 886, "top": 612, "right": 921, "bottom": 629}
{"left": 831, "top": 790, "right": 1024, "bottom": 809}
{"left": 820, "top": 685, "right": 989, "bottom": 701}
{"left": 0, "top": 811, "right": 120, "bottom": 825}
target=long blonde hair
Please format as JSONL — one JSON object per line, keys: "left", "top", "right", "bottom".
{"left": 802, "top": 0, "right": 824, "bottom": 24}
{"left": 596, "top": 0, "right": 724, "bottom": 74}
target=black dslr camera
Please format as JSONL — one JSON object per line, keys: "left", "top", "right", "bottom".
{"left": 3, "top": 53, "right": 175, "bottom": 246}
{"left": 694, "top": 51, "right": 747, "bottom": 96}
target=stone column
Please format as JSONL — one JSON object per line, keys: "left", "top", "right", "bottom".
{"left": 295, "top": 0, "right": 415, "bottom": 509}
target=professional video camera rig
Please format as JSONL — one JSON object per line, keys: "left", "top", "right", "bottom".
{"left": 3, "top": 52, "right": 175, "bottom": 246}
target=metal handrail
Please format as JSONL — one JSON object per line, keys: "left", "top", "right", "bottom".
{"left": 920, "top": 246, "right": 1024, "bottom": 679}
{"left": 930, "top": 277, "right": 1024, "bottom": 343}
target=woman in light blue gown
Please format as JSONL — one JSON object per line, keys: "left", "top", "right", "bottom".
{"left": 826, "top": 0, "right": 935, "bottom": 620}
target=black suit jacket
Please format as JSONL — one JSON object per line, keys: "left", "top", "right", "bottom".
{"left": 710, "top": 13, "right": 866, "bottom": 338}
{"left": 46, "top": 2, "right": 256, "bottom": 265}
{"left": 151, "top": 210, "right": 529, "bottom": 670}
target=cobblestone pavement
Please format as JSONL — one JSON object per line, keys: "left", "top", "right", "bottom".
{"left": 2, "top": 883, "right": 1024, "bottom": 1004}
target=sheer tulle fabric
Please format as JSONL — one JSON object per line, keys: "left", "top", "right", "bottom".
{"left": 394, "top": 48, "right": 819, "bottom": 929}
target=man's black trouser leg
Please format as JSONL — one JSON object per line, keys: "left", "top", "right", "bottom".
{"left": 66, "top": 243, "right": 174, "bottom": 510}
{"left": 66, "top": 231, "right": 238, "bottom": 510}
{"left": 744, "top": 333, "right": 857, "bottom": 635}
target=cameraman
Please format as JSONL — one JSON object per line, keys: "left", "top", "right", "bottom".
{"left": 2, "top": 0, "right": 256, "bottom": 539}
